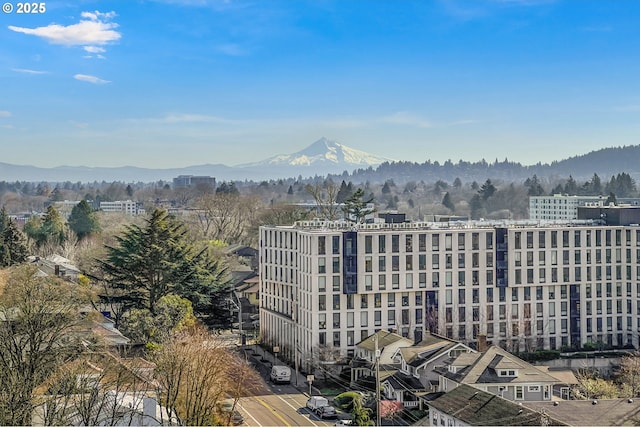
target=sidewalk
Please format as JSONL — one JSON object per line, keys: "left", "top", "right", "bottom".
{"left": 243, "top": 343, "right": 322, "bottom": 396}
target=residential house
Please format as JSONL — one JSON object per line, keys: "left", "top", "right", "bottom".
{"left": 351, "top": 330, "right": 413, "bottom": 388}
{"left": 383, "top": 333, "right": 476, "bottom": 408}
{"left": 31, "top": 254, "right": 81, "bottom": 282}
{"left": 425, "top": 384, "right": 566, "bottom": 426}
{"left": 33, "top": 352, "right": 178, "bottom": 426}
{"left": 439, "top": 345, "right": 559, "bottom": 402}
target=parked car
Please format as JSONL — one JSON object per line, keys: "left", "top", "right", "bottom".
{"left": 231, "top": 410, "right": 244, "bottom": 425}
{"left": 315, "top": 405, "right": 338, "bottom": 419}
{"left": 334, "top": 419, "right": 353, "bottom": 426}
{"left": 306, "top": 396, "right": 329, "bottom": 411}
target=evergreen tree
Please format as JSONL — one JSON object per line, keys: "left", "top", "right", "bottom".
{"left": 453, "top": 177, "right": 462, "bottom": 189}
{"left": 589, "top": 173, "right": 602, "bottom": 195}
{"left": 97, "top": 209, "right": 230, "bottom": 326}
{"left": 336, "top": 180, "right": 353, "bottom": 203}
{"left": 126, "top": 184, "right": 134, "bottom": 198}
{"left": 49, "top": 186, "right": 63, "bottom": 202}
{"left": 24, "top": 206, "right": 66, "bottom": 248}
{"left": 342, "top": 189, "right": 375, "bottom": 223}
{"left": 479, "top": 179, "right": 496, "bottom": 200}
{"left": 563, "top": 175, "right": 578, "bottom": 195}
{"left": 525, "top": 174, "right": 545, "bottom": 197}
{"left": 469, "top": 194, "right": 485, "bottom": 220}
{"left": 0, "top": 208, "right": 28, "bottom": 267}
{"left": 442, "top": 192, "right": 455, "bottom": 212}
{"left": 40, "top": 205, "right": 66, "bottom": 247}
{"left": 68, "top": 200, "right": 100, "bottom": 240}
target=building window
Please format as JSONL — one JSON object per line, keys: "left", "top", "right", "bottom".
{"left": 318, "top": 257, "right": 326, "bottom": 274}
{"left": 515, "top": 386, "right": 524, "bottom": 400}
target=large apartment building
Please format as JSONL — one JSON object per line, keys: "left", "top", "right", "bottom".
{"left": 260, "top": 209, "right": 640, "bottom": 373}
{"left": 529, "top": 194, "right": 640, "bottom": 220}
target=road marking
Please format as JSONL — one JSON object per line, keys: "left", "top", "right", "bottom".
{"left": 255, "top": 396, "right": 291, "bottom": 427}
{"left": 237, "top": 400, "right": 262, "bottom": 427}
{"left": 272, "top": 394, "right": 322, "bottom": 427}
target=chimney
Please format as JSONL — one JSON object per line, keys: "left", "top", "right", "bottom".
{"left": 477, "top": 334, "right": 487, "bottom": 352}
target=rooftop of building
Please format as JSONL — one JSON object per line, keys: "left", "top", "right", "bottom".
{"left": 426, "top": 384, "right": 567, "bottom": 426}
{"left": 274, "top": 217, "right": 610, "bottom": 232}
{"left": 522, "top": 398, "right": 640, "bottom": 426}
{"left": 445, "top": 345, "right": 560, "bottom": 386}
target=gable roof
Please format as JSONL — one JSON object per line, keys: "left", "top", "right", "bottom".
{"left": 428, "top": 384, "right": 567, "bottom": 426}
{"left": 446, "top": 345, "right": 559, "bottom": 385}
{"left": 356, "top": 330, "right": 413, "bottom": 352}
{"left": 384, "top": 371, "right": 426, "bottom": 391}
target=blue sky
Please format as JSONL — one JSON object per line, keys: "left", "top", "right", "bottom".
{"left": 1, "top": 0, "right": 640, "bottom": 168}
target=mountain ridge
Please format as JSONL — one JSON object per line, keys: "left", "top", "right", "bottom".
{"left": 1, "top": 141, "right": 639, "bottom": 184}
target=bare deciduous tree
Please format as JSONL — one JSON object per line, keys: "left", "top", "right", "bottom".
{"left": 193, "top": 193, "right": 260, "bottom": 245}
{"left": 0, "top": 265, "right": 86, "bottom": 425}
{"left": 305, "top": 181, "right": 341, "bottom": 220}
{"left": 152, "top": 326, "right": 232, "bottom": 426}
{"left": 617, "top": 351, "right": 640, "bottom": 398}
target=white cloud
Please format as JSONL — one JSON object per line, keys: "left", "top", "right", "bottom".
{"left": 12, "top": 68, "right": 49, "bottom": 74}
{"left": 0, "top": 111, "right": 11, "bottom": 117}
{"left": 81, "top": 11, "right": 117, "bottom": 21}
{"left": 8, "top": 10, "right": 120, "bottom": 57}
{"left": 83, "top": 46, "right": 106, "bottom": 53}
{"left": 74, "top": 74, "right": 111, "bottom": 84}
{"left": 382, "top": 112, "right": 432, "bottom": 128}
{"left": 0, "top": 124, "right": 15, "bottom": 129}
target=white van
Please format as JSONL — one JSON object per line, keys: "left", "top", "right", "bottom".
{"left": 270, "top": 365, "right": 291, "bottom": 384}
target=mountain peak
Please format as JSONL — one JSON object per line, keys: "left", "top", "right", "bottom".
{"left": 245, "top": 138, "right": 392, "bottom": 168}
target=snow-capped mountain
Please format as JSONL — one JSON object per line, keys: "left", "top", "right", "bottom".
{"left": 239, "top": 137, "right": 392, "bottom": 169}
{"left": 0, "top": 138, "right": 393, "bottom": 182}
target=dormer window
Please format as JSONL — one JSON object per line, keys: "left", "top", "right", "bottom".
{"left": 498, "top": 369, "right": 517, "bottom": 377}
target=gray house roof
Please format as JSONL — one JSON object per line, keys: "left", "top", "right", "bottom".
{"left": 522, "top": 399, "right": 640, "bottom": 426}
{"left": 427, "top": 384, "right": 567, "bottom": 426}
{"left": 444, "top": 345, "right": 559, "bottom": 386}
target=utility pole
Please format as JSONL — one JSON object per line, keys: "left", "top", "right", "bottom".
{"left": 374, "top": 334, "right": 381, "bottom": 427}
{"left": 293, "top": 298, "right": 299, "bottom": 387}
{"left": 237, "top": 291, "right": 243, "bottom": 346}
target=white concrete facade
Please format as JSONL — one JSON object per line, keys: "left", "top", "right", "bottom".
{"left": 99, "top": 200, "right": 143, "bottom": 216}
{"left": 260, "top": 219, "right": 640, "bottom": 372}
{"left": 529, "top": 194, "right": 609, "bottom": 221}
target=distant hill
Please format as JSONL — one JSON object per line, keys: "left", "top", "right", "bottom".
{"left": 345, "top": 145, "right": 640, "bottom": 185}
{"left": 0, "top": 142, "right": 638, "bottom": 184}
